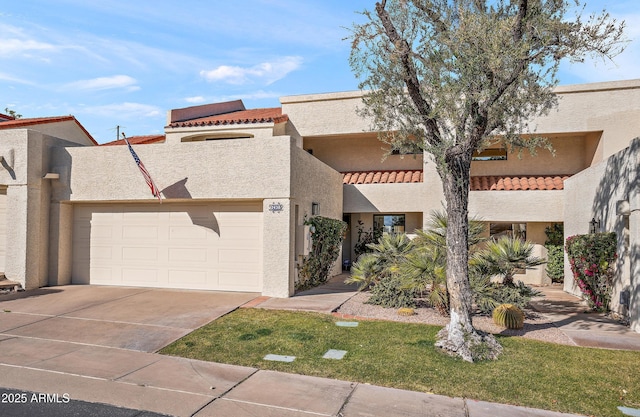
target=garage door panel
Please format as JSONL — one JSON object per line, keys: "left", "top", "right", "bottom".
{"left": 123, "top": 225, "right": 159, "bottom": 239}
{"left": 73, "top": 202, "right": 262, "bottom": 292}
{"left": 168, "top": 270, "right": 208, "bottom": 285}
{"left": 122, "top": 246, "right": 159, "bottom": 261}
{"left": 219, "top": 272, "right": 260, "bottom": 290}
{"left": 169, "top": 225, "right": 209, "bottom": 240}
{"left": 168, "top": 247, "right": 209, "bottom": 262}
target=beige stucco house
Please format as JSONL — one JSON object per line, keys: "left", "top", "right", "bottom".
{"left": 0, "top": 79, "right": 638, "bottom": 332}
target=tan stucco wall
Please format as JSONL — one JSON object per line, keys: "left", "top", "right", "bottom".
{"left": 290, "top": 145, "right": 344, "bottom": 285}
{"left": 530, "top": 80, "right": 640, "bottom": 161}
{"left": 165, "top": 123, "right": 279, "bottom": 144}
{"left": 469, "top": 190, "right": 564, "bottom": 223}
{"left": 281, "top": 91, "right": 373, "bottom": 138}
{"left": 54, "top": 137, "right": 293, "bottom": 201}
{"left": 0, "top": 130, "right": 77, "bottom": 289}
{"left": 304, "top": 134, "right": 423, "bottom": 172}
{"left": 49, "top": 135, "right": 342, "bottom": 298}
{"left": 564, "top": 137, "right": 640, "bottom": 331}
{"left": 470, "top": 135, "right": 590, "bottom": 176}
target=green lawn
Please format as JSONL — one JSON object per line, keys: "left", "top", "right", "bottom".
{"left": 160, "top": 309, "right": 640, "bottom": 417}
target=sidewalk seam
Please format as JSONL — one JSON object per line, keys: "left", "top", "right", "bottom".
{"left": 189, "top": 367, "right": 261, "bottom": 417}
{"left": 335, "top": 381, "right": 359, "bottom": 417}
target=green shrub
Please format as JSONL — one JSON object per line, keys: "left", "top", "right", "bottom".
{"left": 297, "top": 216, "right": 347, "bottom": 291}
{"left": 544, "top": 223, "right": 564, "bottom": 283}
{"left": 366, "top": 275, "right": 417, "bottom": 308}
{"left": 472, "top": 276, "right": 541, "bottom": 315}
{"left": 545, "top": 245, "right": 565, "bottom": 283}
{"left": 492, "top": 304, "right": 525, "bottom": 329}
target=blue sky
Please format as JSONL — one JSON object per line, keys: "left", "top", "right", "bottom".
{"left": 2, "top": 1, "right": 639, "bottom": 144}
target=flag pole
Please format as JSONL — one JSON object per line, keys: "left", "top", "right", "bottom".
{"left": 122, "top": 133, "right": 162, "bottom": 203}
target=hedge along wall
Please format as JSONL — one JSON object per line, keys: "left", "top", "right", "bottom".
{"left": 565, "top": 232, "right": 617, "bottom": 311}
{"left": 296, "top": 216, "right": 347, "bottom": 291}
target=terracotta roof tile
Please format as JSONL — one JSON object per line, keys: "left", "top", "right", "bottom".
{"left": 101, "top": 134, "right": 166, "bottom": 146}
{"left": 168, "top": 107, "right": 287, "bottom": 128}
{"left": 0, "top": 115, "right": 98, "bottom": 145}
{"left": 470, "top": 175, "right": 571, "bottom": 191}
{"left": 342, "top": 170, "right": 424, "bottom": 185}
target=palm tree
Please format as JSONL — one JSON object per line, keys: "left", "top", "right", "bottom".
{"left": 345, "top": 232, "right": 414, "bottom": 290}
{"left": 472, "top": 236, "right": 545, "bottom": 287}
{"left": 398, "top": 210, "right": 486, "bottom": 315}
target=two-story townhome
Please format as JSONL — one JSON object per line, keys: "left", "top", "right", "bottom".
{"left": 0, "top": 79, "right": 638, "bottom": 332}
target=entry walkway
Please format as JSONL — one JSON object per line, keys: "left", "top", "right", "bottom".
{"left": 530, "top": 285, "right": 640, "bottom": 351}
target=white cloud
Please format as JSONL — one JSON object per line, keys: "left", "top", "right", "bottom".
{"left": 200, "top": 56, "right": 303, "bottom": 85}
{"left": 0, "top": 72, "right": 34, "bottom": 85}
{"left": 0, "top": 38, "right": 57, "bottom": 57}
{"left": 63, "top": 75, "right": 139, "bottom": 92}
{"left": 184, "top": 96, "right": 205, "bottom": 103}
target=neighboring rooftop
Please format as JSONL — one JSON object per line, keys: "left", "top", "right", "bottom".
{"left": 167, "top": 99, "right": 287, "bottom": 128}
{"left": 0, "top": 115, "right": 97, "bottom": 145}
{"left": 101, "top": 134, "right": 166, "bottom": 146}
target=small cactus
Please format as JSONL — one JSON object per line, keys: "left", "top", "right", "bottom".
{"left": 492, "top": 304, "right": 524, "bottom": 329}
{"left": 397, "top": 307, "right": 416, "bottom": 316}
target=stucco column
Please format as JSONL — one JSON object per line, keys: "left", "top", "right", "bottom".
{"left": 48, "top": 202, "right": 73, "bottom": 286}
{"left": 262, "top": 198, "right": 294, "bottom": 297}
{"left": 629, "top": 140, "right": 640, "bottom": 333}
{"left": 630, "top": 208, "right": 640, "bottom": 333}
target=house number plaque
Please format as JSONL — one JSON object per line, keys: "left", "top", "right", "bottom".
{"left": 268, "top": 202, "right": 284, "bottom": 213}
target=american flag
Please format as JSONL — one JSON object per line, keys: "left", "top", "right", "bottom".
{"left": 123, "top": 134, "right": 162, "bottom": 202}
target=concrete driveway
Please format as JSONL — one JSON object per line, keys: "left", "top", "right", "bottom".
{"left": 0, "top": 285, "right": 258, "bottom": 352}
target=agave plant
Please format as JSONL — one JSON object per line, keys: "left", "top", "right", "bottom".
{"left": 472, "top": 236, "right": 545, "bottom": 286}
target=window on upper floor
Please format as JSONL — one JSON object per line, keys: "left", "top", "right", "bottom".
{"left": 472, "top": 148, "right": 507, "bottom": 161}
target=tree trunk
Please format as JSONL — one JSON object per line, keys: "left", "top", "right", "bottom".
{"left": 434, "top": 150, "right": 502, "bottom": 362}
{"left": 441, "top": 152, "right": 474, "bottom": 331}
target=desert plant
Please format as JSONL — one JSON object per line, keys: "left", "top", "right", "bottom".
{"left": 492, "top": 304, "right": 525, "bottom": 329}
{"left": 471, "top": 273, "right": 542, "bottom": 315}
{"left": 472, "top": 236, "right": 545, "bottom": 286}
{"left": 398, "top": 210, "right": 485, "bottom": 315}
{"left": 366, "top": 275, "right": 417, "bottom": 308}
{"left": 345, "top": 233, "right": 413, "bottom": 290}
{"left": 397, "top": 307, "right": 416, "bottom": 316}
{"left": 398, "top": 244, "right": 449, "bottom": 315}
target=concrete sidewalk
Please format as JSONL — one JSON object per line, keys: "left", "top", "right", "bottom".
{"left": 0, "top": 278, "right": 637, "bottom": 416}
{"left": 0, "top": 357, "right": 583, "bottom": 417}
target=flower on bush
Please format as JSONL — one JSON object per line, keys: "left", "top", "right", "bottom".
{"left": 565, "top": 232, "right": 616, "bottom": 311}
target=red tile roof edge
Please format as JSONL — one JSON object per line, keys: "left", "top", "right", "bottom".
{"left": 342, "top": 170, "right": 424, "bottom": 185}
{"left": 341, "top": 170, "right": 572, "bottom": 190}
{"left": 167, "top": 107, "right": 287, "bottom": 128}
{"left": 0, "top": 116, "right": 98, "bottom": 145}
{"left": 470, "top": 174, "right": 571, "bottom": 191}
{"left": 100, "top": 134, "right": 166, "bottom": 146}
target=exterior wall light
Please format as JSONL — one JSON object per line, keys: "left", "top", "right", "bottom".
{"left": 589, "top": 217, "right": 600, "bottom": 234}
{"left": 311, "top": 202, "right": 319, "bottom": 216}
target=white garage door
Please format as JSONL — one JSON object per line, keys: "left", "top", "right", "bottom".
{"left": 72, "top": 202, "right": 263, "bottom": 292}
